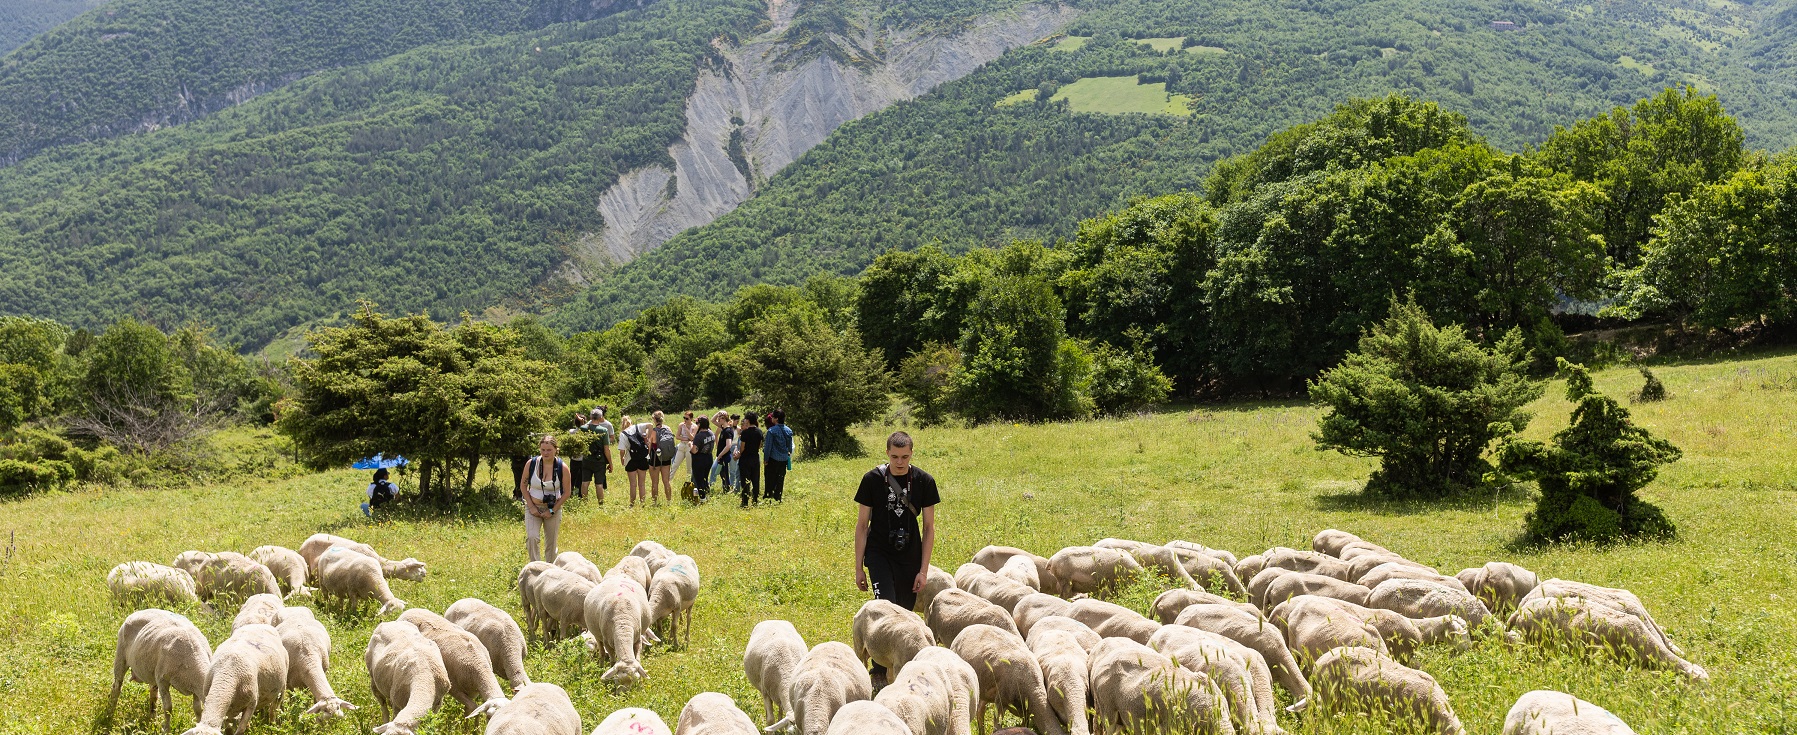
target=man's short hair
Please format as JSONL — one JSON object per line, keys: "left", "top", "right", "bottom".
{"left": 590, "top": 407, "right": 605, "bottom": 419}
{"left": 887, "top": 431, "right": 913, "bottom": 450}
{"left": 771, "top": 409, "right": 785, "bottom": 422}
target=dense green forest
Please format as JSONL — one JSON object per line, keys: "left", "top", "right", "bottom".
{"left": 0, "top": 0, "right": 100, "bottom": 54}
{"left": 554, "top": 0, "right": 1797, "bottom": 328}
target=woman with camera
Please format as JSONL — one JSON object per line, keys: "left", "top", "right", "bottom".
{"left": 520, "top": 434, "right": 572, "bottom": 562}
{"left": 852, "top": 431, "right": 938, "bottom": 685}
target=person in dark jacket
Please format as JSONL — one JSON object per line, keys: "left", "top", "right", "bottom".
{"left": 764, "top": 409, "right": 794, "bottom": 502}
{"left": 736, "top": 412, "right": 764, "bottom": 507}
{"left": 690, "top": 416, "right": 715, "bottom": 500}
{"left": 853, "top": 431, "right": 938, "bottom": 685}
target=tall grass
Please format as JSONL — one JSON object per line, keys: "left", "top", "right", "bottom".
{"left": 2, "top": 353, "right": 1794, "bottom": 734}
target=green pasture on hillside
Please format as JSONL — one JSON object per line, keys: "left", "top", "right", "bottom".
{"left": 1135, "top": 36, "right": 1185, "bottom": 52}
{"left": 1048, "top": 35, "right": 1089, "bottom": 51}
{"left": 1049, "top": 76, "right": 1194, "bottom": 115}
{"left": 2, "top": 354, "right": 1795, "bottom": 733}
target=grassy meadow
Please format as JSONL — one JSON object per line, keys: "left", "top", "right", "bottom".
{"left": 3, "top": 353, "right": 1796, "bottom": 734}
{"left": 1048, "top": 76, "right": 1194, "bottom": 116}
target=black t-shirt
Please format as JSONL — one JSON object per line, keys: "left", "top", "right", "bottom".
{"left": 739, "top": 426, "right": 764, "bottom": 460}
{"left": 855, "top": 465, "right": 940, "bottom": 560}
{"left": 717, "top": 427, "right": 736, "bottom": 459}
{"left": 693, "top": 429, "right": 714, "bottom": 457}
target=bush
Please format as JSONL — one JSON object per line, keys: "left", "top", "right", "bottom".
{"left": 1635, "top": 368, "right": 1667, "bottom": 402}
{"left": 742, "top": 304, "right": 889, "bottom": 457}
{"left": 1087, "top": 340, "right": 1172, "bottom": 415}
{"left": 897, "top": 343, "right": 961, "bottom": 427}
{"left": 1309, "top": 297, "right": 1543, "bottom": 498}
{"left": 950, "top": 273, "right": 1092, "bottom": 422}
{"left": 1499, "top": 359, "right": 1682, "bottom": 544}
{"left": 0, "top": 458, "right": 74, "bottom": 495}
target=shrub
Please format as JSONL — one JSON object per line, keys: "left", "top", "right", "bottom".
{"left": 1499, "top": 359, "right": 1682, "bottom": 544}
{"left": 950, "top": 273, "right": 1092, "bottom": 422}
{"left": 0, "top": 458, "right": 74, "bottom": 495}
{"left": 1087, "top": 340, "right": 1172, "bottom": 415}
{"left": 897, "top": 342, "right": 961, "bottom": 427}
{"left": 1309, "top": 297, "right": 1543, "bottom": 498}
{"left": 742, "top": 304, "right": 889, "bottom": 457}
{"left": 1635, "top": 368, "right": 1667, "bottom": 402}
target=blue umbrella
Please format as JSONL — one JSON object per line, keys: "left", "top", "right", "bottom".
{"left": 351, "top": 453, "right": 409, "bottom": 470}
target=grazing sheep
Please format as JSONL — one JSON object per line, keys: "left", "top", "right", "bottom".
{"left": 273, "top": 606, "right": 359, "bottom": 720}
{"left": 1456, "top": 562, "right": 1540, "bottom": 617}
{"left": 555, "top": 552, "right": 606, "bottom": 585}
{"left": 630, "top": 540, "right": 677, "bottom": 575}
{"left": 648, "top": 554, "right": 702, "bottom": 649}
{"left": 874, "top": 647, "right": 981, "bottom": 735}
{"left": 365, "top": 619, "right": 451, "bottom": 735}
{"left": 595, "top": 708, "right": 673, "bottom": 735}
{"left": 1098, "top": 539, "right": 1200, "bottom": 589}
{"left": 1166, "top": 540, "right": 1240, "bottom": 568}
{"left": 1086, "top": 637, "right": 1233, "bottom": 735}
{"left": 484, "top": 682, "right": 581, "bottom": 735}
{"left": 400, "top": 608, "right": 510, "bottom": 718}
{"left": 959, "top": 566, "right": 1036, "bottom": 613}
{"left": 1344, "top": 553, "right": 1432, "bottom": 582}
{"left": 298, "top": 533, "right": 427, "bottom": 581}
{"left": 770, "top": 642, "right": 872, "bottom": 735}
{"left": 1067, "top": 598, "right": 1161, "bottom": 644}
{"left": 1255, "top": 569, "right": 1371, "bottom": 610}
{"left": 585, "top": 574, "right": 656, "bottom": 688}
{"left": 853, "top": 600, "right": 936, "bottom": 676}
{"left": 677, "top": 693, "right": 762, "bottom": 735}
{"left": 1359, "top": 563, "right": 1467, "bottom": 593}
{"left": 1336, "top": 542, "right": 1399, "bottom": 562}
{"left": 949, "top": 624, "right": 1066, "bottom": 735}
{"left": 516, "top": 562, "right": 554, "bottom": 639}
{"left": 1150, "top": 624, "right": 1282, "bottom": 735}
{"left": 109, "top": 562, "right": 201, "bottom": 610}
{"left": 1309, "top": 646, "right": 1463, "bottom": 735}
{"left": 1166, "top": 546, "right": 1250, "bottom": 596}
{"left": 1174, "top": 604, "right": 1310, "bottom": 706}
{"left": 823, "top": 701, "right": 911, "bottom": 735}
{"left": 184, "top": 623, "right": 290, "bottom": 735}
{"left": 1520, "top": 579, "right": 1680, "bottom": 654}
{"left": 1047, "top": 546, "right": 1142, "bottom": 596}
{"left": 928, "top": 588, "right": 1019, "bottom": 647}
{"left": 1025, "top": 625, "right": 1092, "bottom": 735}
{"left": 175, "top": 551, "right": 282, "bottom": 606}
{"left": 531, "top": 564, "right": 598, "bottom": 642}
{"left": 446, "top": 598, "right": 532, "bottom": 691}
{"left": 109, "top": 609, "right": 211, "bottom": 734}
{"left": 998, "top": 555, "right": 1042, "bottom": 590}
{"left": 1267, "top": 595, "right": 1389, "bottom": 662}
{"left": 1027, "top": 616, "right": 1100, "bottom": 652}
{"left": 1011, "top": 593, "right": 1072, "bottom": 639}
{"left": 745, "top": 620, "right": 808, "bottom": 728}
{"left": 316, "top": 546, "right": 407, "bottom": 616}
{"left": 1153, "top": 588, "right": 1257, "bottom": 623}
{"left": 1235, "top": 554, "right": 1266, "bottom": 582}
{"left": 973, "top": 547, "right": 1063, "bottom": 597}
{"left": 1260, "top": 547, "right": 1357, "bottom": 582}
{"left": 918, "top": 566, "right": 958, "bottom": 613}
{"left": 607, "top": 556, "right": 654, "bottom": 591}
{"left": 248, "top": 545, "right": 313, "bottom": 600}
{"left": 1310, "top": 530, "right": 1366, "bottom": 557}
{"left": 1502, "top": 690, "right": 1636, "bottom": 735}
{"left": 1367, "top": 579, "right": 1493, "bottom": 628}
{"left": 232, "top": 593, "right": 284, "bottom": 630}
{"left": 1507, "top": 596, "right": 1707, "bottom": 681}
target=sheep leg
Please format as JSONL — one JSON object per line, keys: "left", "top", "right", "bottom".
{"left": 1029, "top": 685, "right": 1069, "bottom": 735}
{"left": 160, "top": 683, "right": 175, "bottom": 735}
{"left": 107, "top": 650, "right": 127, "bottom": 714}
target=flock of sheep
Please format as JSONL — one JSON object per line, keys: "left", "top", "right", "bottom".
{"left": 100, "top": 528, "right": 1699, "bottom": 735}
{"left": 747, "top": 532, "right": 1700, "bottom": 735}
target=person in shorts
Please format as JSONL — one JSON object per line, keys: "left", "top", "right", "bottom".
{"left": 590, "top": 407, "right": 614, "bottom": 504}
{"left": 853, "top": 431, "right": 938, "bottom": 685}
{"left": 620, "top": 415, "right": 652, "bottom": 507}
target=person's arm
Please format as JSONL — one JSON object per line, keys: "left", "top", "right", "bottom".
{"left": 553, "top": 460, "right": 569, "bottom": 513}
{"left": 854, "top": 504, "right": 872, "bottom": 591}
{"left": 913, "top": 506, "right": 936, "bottom": 593}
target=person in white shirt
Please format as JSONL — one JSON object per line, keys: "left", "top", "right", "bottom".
{"left": 619, "top": 416, "right": 651, "bottom": 507}
{"left": 671, "top": 410, "right": 697, "bottom": 484}
{"left": 519, "top": 435, "right": 571, "bottom": 561}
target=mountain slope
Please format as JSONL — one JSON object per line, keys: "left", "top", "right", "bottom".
{"left": 0, "top": 0, "right": 102, "bottom": 55}
{"left": 552, "top": 0, "right": 1797, "bottom": 329}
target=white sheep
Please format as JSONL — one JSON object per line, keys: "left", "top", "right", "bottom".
{"left": 1270, "top": 595, "right": 1467, "bottom": 664}
{"left": 531, "top": 563, "right": 598, "bottom": 642}
{"left": 1010, "top": 592, "right": 1071, "bottom": 639}
{"left": 1165, "top": 540, "right": 1239, "bottom": 568}
{"left": 182, "top": 623, "right": 289, "bottom": 735}
{"left": 1259, "top": 547, "right": 1357, "bottom": 582}
{"left": 517, "top": 561, "right": 554, "bottom": 639}
{"left": 1253, "top": 568, "right": 1371, "bottom": 610}
{"left": 109, "top": 562, "right": 201, "bottom": 610}
{"left": 874, "top": 646, "right": 980, "bottom": 735}
{"left": 1150, "top": 624, "right": 1282, "bottom": 735}
{"left": 1173, "top": 604, "right": 1311, "bottom": 707}
{"left": 773, "top": 642, "right": 874, "bottom": 735}
{"left": 1026, "top": 616, "right": 1099, "bottom": 652}
{"left": 1097, "top": 539, "right": 1201, "bottom": 590}
{"left": 585, "top": 573, "right": 655, "bottom": 688}
{"left": 745, "top": 620, "right": 808, "bottom": 728}
{"left": 595, "top": 708, "right": 673, "bottom": 735}
{"left": 1507, "top": 595, "right": 1706, "bottom": 681}
{"left": 1046, "top": 546, "right": 1142, "bottom": 596}
{"left": 175, "top": 551, "right": 282, "bottom": 606}
{"left": 853, "top": 599, "right": 936, "bottom": 676}
{"left": 555, "top": 551, "right": 607, "bottom": 585}
{"left": 1151, "top": 588, "right": 1257, "bottom": 623}
{"left": 1025, "top": 624, "right": 1091, "bottom": 735}
{"left": 608, "top": 555, "right": 654, "bottom": 591}
{"left": 1310, "top": 530, "right": 1367, "bottom": 557}
{"left": 1367, "top": 578, "right": 1493, "bottom": 628}
{"left": 299, "top": 533, "right": 427, "bottom": 581}
{"left": 1345, "top": 552, "right": 1431, "bottom": 582}
{"left": 108, "top": 609, "right": 211, "bottom": 734}
{"left": 1068, "top": 597, "right": 1161, "bottom": 644}
{"left": 365, "top": 619, "right": 451, "bottom": 735}
{"left": 1086, "top": 637, "right": 1233, "bottom": 735}
{"left": 401, "top": 608, "right": 510, "bottom": 718}
{"left": 316, "top": 546, "right": 406, "bottom": 616}
{"left": 948, "top": 624, "right": 1065, "bottom": 735}
{"left": 1456, "top": 562, "right": 1540, "bottom": 616}
{"left": 630, "top": 540, "right": 677, "bottom": 575}
{"left": 676, "top": 692, "right": 761, "bottom": 735}
{"left": 918, "top": 566, "right": 957, "bottom": 613}
{"left": 928, "top": 588, "right": 1019, "bottom": 646}
{"left": 971, "top": 546, "right": 1062, "bottom": 597}
{"left": 232, "top": 593, "right": 284, "bottom": 630}
{"left": 485, "top": 682, "right": 581, "bottom": 735}
{"left": 1501, "top": 690, "right": 1636, "bottom": 734}
{"left": 1234, "top": 554, "right": 1266, "bottom": 582}
{"left": 1165, "top": 546, "right": 1249, "bottom": 596}
{"left": 648, "top": 554, "right": 702, "bottom": 649}
{"left": 1359, "top": 562, "right": 1467, "bottom": 592}
{"left": 1310, "top": 646, "right": 1463, "bottom": 735}
{"left": 274, "top": 606, "right": 359, "bottom": 720}
{"left": 1519, "top": 579, "right": 1680, "bottom": 654}
{"left": 446, "top": 598, "right": 533, "bottom": 691}
{"left": 957, "top": 565, "right": 1036, "bottom": 613}
{"left": 248, "top": 545, "right": 314, "bottom": 600}
{"left": 997, "top": 555, "right": 1041, "bottom": 590}
{"left": 823, "top": 701, "right": 911, "bottom": 735}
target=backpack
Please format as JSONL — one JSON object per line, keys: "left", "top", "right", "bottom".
{"left": 654, "top": 425, "right": 677, "bottom": 460}
{"left": 625, "top": 426, "right": 649, "bottom": 459}
{"left": 369, "top": 480, "right": 396, "bottom": 503}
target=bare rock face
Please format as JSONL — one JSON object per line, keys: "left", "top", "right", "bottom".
{"left": 567, "top": 2, "right": 1079, "bottom": 276}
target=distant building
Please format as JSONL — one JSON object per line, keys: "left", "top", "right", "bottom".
{"left": 1491, "top": 20, "right": 1519, "bottom": 31}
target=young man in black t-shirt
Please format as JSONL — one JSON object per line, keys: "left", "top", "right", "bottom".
{"left": 854, "top": 431, "right": 939, "bottom": 612}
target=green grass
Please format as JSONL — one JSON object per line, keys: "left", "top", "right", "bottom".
{"left": 1184, "top": 44, "right": 1228, "bottom": 55}
{"left": 1047, "top": 34, "right": 1090, "bottom": 52}
{"left": 1134, "top": 36, "right": 1185, "bottom": 52}
{"left": 3, "top": 353, "right": 1797, "bottom": 733}
{"left": 1617, "top": 54, "right": 1658, "bottom": 76}
{"left": 1049, "top": 76, "right": 1194, "bottom": 116}
{"left": 996, "top": 89, "right": 1040, "bottom": 107}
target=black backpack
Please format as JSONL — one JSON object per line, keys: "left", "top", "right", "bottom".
{"left": 370, "top": 480, "right": 396, "bottom": 503}
{"left": 626, "top": 426, "right": 649, "bottom": 458}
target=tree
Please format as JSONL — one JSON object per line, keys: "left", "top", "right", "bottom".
{"left": 1499, "top": 360, "right": 1681, "bottom": 544}
{"left": 1310, "top": 298, "right": 1542, "bottom": 498}
{"left": 950, "top": 272, "right": 1092, "bottom": 422}
{"left": 856, "top": 246, "right": 964, "bottom": 368}
{"left": 278, "top": 304, "right": 551, "bottom": 502}
{"left": 896, "top": 342, "right": 960, "bottom": 426}
{"left": 0, "top": 317, "right": 69, "bottom": 432}
{"left": 1086, "top": 339, "right": 1172, "bottom": 415}
{"left": 68, "top": 319, "right": 203, "bottom": 454}
{"left": 742, "top": 304, "right": 888, "bottom": 456}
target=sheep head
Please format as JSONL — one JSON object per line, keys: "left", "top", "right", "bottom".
{"left": 303, "top": 697, "right": 359, "bottom": 720}
{"left": 601, "top": 660, "right": 647, "bottom": 688}
{"left": 378, "top": 599, "right": 408, "bottom": 617}
{"left": 463, "top": 697, "right": 510, "bottom": 719}
{"left": 386, "top": 559, "right": 428, "bottom": 582}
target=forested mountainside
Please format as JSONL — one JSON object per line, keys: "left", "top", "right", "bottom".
{"left": 553, "top": 0, "right": 1797, "bottom": 328}
{"left": 0, "top": 0, "right": 101, "bottom": 55}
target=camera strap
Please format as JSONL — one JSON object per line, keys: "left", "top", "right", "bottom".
{"left": 880, "top": 464, "right": 917, "bottom": 516}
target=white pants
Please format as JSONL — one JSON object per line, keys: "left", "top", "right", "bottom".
{"left": 669, "top": 445, "right": 692, "bottom": 479}
{"left": 525, "top": 510, "right": 560, "bottom": 562}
